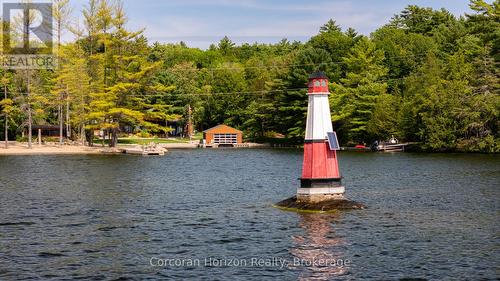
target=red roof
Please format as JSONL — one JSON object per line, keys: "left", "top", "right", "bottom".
{"left": 203, "top": 124, "right": 242, "bottom": 133}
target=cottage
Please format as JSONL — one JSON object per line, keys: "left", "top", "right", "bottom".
{"left": 203, "top": 125, "right": 243, "bottom": 146}
{"left": 30, "top": 125, "right": 64, "bottom": 137}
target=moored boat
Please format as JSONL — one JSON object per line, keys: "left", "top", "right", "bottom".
{"left": 124, "top": 143, "right": 167, "bottom": 156}
{"left": 371, "top": 136, "right": 408, "bottom": 152}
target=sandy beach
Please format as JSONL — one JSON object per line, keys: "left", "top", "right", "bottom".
{"left": 0, "top": 142, "right": 203, "bottom": 156}
{"left": 0, "top": 143, "right": 104, "bottom": 156}
{"left": 0, "top": 141, "right": 273, "bottom": 156}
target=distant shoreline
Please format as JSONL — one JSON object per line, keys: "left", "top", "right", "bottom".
{"left": 0, "top": 142, "right": 197, "bottom": 156}
{"left": 0, "top": 142, "right": 496, "bottom": 156}
{"left": 0, "top": 142, "right": 276, "bottom": 156}
{"left": 0, "top": 144, "right": 105, "bottom": 156}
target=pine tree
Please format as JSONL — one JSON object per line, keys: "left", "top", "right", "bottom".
{"left": 331, "top": 37, "right": 388, "bottom": 143}
{"left": 402, "top": 53, "right": 477, "bottom": 151}
{"left": 86, "top": 0, "right": 174, "bottom": 147}
{"left": 320, "top": 19, "right": 341, "bottom": 33}
{"left": 367, "top": 93, "right": 401, "bottom": 140}
{"left": 276, "top": 47, "right": 333, "bottom": 138}
{"left": 218, "top": 36, "right": 235, "bottom": 56}
{"left": 54, "top": 44, "right": 91, "bottom": 143}
{"left": 53, "top": 0, "right": 72, "bottom": 143}
{"left": 0, "top": 73, "right": 14, "bottom": 148}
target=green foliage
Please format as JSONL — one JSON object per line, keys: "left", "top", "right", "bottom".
{"left": 367, "top": 93, "right": 401, "bottom": 140}
{"left": 389, "top": 5, "right": 456, "bottom": 35}
{"left": 372, "top": 27, "right": 436, "bottom": 80}
{"left": 319, "top": 19, "right": 342, "bottom": 33}
{"left": 331, "top": 37, "right": 388, "bottom": 142}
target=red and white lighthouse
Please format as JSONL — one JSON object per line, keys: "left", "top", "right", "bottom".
{"left": 298, "top": 71, "right": 345, "bottom": 203}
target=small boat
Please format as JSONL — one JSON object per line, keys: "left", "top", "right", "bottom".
{"left": 124, "top": 143, "right": 167, "bottom": 156}
{"left": 371, "top": 136, "right": 408, "bottom": 152}
{"left": 341, "top": 144, "right": 371, "bottom": 152}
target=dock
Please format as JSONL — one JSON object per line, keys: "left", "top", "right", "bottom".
{"left": 199, "top": 143, "right": 270, "bottom": 149}
{"left": 123, "top": 143, "right": 167, "bottom": 156}
{"left": 376, "top": 143, "right": 408, "bottom": 152}
{"left": 340, "top": 143, "right": 409, "bottom": 152}
{"left": 201, "top": 143, "right": 250, "bottom": 148}
{"left": 341, "top": 147, "right": 371, "bottom": 152}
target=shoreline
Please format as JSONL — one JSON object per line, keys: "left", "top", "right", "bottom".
{"left": 0, "top": 143, "right": 199, "bottom": 156}
{"left": 1, "top": 142, "right": 494, "bottom": 156}
{"left": 0, "top": 142, "right": 270, "bottom": 156}
{"left": 0, "top": 144, "right": 105, "bottom": 156}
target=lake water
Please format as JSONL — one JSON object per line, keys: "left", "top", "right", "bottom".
{"left": 0, "top": 149, "right": 498, "bottom": 280}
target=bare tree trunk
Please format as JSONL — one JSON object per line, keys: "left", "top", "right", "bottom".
{"left": 86, "top": 129, "right": 94, "bottom": 147}
{"left": 59, "top": 103, "right": 63, "bottom": 145}
{"left": 57, "top": 8, "right": 63, "bottom": 146}
{"left": 110, "top": 128, "right": 118, "bottom": 148}
{"left": 102, "top": 129, "right": 105, "bottom": 147}
{"left": 27, "top": 70, "right": 32, "bottom": 149}
{"left": 89, "top": 130, "right": 93, "bottom": 147}
{"left": 4, "top": 84, "right": 8, "bottom": 149}
{"left": 66, "top": 98, "right": 70, "bottom": 139}
{"left": 23, "top": 5, "right": 32, "bottom": 149}
{"left": 80, "top": 83, "right": 85, "bottom": 145}
{"left": 28, "top": 105, "right": 32, "bottom": 149}
{"left": 165, "top": 119, "right": 168, "bottom": 138}
{"left": 80, "top": 125, "right": 85, "bottom": 144}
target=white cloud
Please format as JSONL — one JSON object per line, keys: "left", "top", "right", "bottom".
{"left": 63, "top": 0, "right": 471, "bottom": 48}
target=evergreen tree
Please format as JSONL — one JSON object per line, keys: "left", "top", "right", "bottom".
{"left": 276, "top": 47, "right": 332, "bottom": 137}
{"left": 54, "top": 44, "right": 92, "bottom": 142}
{"left": 367, "top": 93, "right": 401, "bottom": 140}
{"left": 389, "top": 5, "right": 456, "bottom": 35}
{"left": 85, "top": 0, "right": 174, "bottom": 147}
{"left": 320, "top": 19, "right": 341, "bottom": 33}
{"left": 331, "top": 37, "right": 388, "bottom": 143}
{"left": 0, "top": 73, "right": 14, "bottom": 148}
{"left": 218, "top": 36, "right": 235, "bottom": 57}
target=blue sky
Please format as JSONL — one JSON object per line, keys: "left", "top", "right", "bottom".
{"left": 67, "top": 0, "right": 473, "bottom": 48}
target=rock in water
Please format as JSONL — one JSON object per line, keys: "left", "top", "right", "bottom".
{"left": 274, "top": 196, "right": 366, "bottom": 213}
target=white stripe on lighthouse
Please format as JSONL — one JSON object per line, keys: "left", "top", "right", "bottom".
{"left": 305, "top": 93, "right": 334, "bottom": 141}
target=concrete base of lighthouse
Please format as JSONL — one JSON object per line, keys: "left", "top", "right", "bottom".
{"left": 297, "top": 186, "right": 345, "bottom": 203}
{"left": 297, "top": 178, "right": 345, "bottom": 203}
{"left": 276, "top": 185, "right": 365, "bottom": 212}
{"left": 275, "top": 178, "right": 365, "bottom": 212}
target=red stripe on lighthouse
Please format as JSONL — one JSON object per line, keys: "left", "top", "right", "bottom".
{"left": 302, "top": 142, "right": 340, "bottom": 179}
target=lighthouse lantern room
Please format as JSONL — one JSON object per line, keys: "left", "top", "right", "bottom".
{"left": 297, "top": 71, "right": 345, "bottom": 203}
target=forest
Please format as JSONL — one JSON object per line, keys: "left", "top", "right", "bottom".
{"left": 0, "top": 0, "right": 498, "bottom": 152}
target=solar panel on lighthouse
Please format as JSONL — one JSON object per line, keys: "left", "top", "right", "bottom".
{"left": 327, "top": 132, "right": 340, "bottom": 151}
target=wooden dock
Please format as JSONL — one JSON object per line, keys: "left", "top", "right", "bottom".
{"left": 199, "top": 143, "right": 269, "bottom": 149}
{"left": 123, "top": 143, "right": 167, "bottom": 156}
{"left": 340, "top": 143, "right": 409, "bottom": 152}
{"left": 377, "top": 143, "right": 408, "bottom": 152}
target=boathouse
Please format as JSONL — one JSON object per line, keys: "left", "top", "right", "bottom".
{"left": 203, "top": 125, "right": 243, "bottom": 146}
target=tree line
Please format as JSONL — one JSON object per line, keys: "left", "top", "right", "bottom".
{"left": 0, "top": 0, "right": 498, "bottom": 152}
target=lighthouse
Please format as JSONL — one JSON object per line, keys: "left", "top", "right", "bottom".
{"left": 297, "top": 71, "right": 345, "bottom": 203}
{"left": 275, "top": 71, "right": 364, "bottom": 211}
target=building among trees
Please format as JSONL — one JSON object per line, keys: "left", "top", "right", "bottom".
{"left": 203, "top": 125, "right": 243, "bottom": 147}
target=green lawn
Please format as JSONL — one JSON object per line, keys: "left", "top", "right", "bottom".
{"left": 117, "top": 133, "right": 203, "bottom": 145}
{"left": 117, "top": 138, "right": 190, "bottom": 144}
{"left": 93, "top": 132, "right": 203, "bottom": 145}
